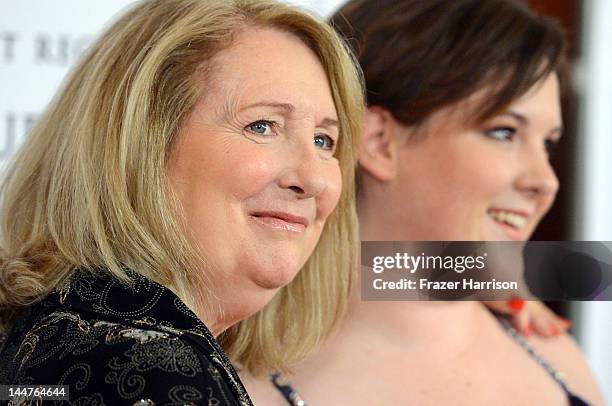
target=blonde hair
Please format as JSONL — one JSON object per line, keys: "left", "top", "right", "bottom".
{"left": 0, "top": 0, "right": 364, "bottom": 375}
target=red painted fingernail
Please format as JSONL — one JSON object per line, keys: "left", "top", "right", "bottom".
{"left": 550, "top": 326, "right": 561, "bottom": 336}
{"left": 524, "top": 324, "right": 533, "bottom": 336}
{"left": 559, "top": 317, "right": 572, "bottom": 328}
{"left": 508, "top": 298, "right": 525, "bottom": 312}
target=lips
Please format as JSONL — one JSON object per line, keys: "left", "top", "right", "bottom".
{"left": 250, "top": 211, "right": 308, "bottom": 233}
{"left": 487, "top": 208, "right": 530, "bottom": 240}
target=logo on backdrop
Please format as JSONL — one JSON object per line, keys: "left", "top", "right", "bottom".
{"left": 0, "top": 31, "right": 93, "bottom": 65}
{"left": 1, "top": 32, "right": 94, "bottom": 160}
{"left": 0, "top": 112, "right": 38, "bottom": 160}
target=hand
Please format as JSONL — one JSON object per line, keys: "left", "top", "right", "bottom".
{"left": 483, "top": 299, "right": 571, "bottom": 338}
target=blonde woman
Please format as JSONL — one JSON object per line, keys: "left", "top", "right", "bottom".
{"left": 0, "top": 0, "right": 363, "bottom": 404}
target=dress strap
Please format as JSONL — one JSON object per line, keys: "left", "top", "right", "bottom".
{"left": 498, "top": 319, "right": 590, "bottom": 406}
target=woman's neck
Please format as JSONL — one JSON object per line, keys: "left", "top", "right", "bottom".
{"left": 351, "top": 209, "right": 487, "bottom": 350}
{"left": 345, "top": 288, "right": 484, "bottom": 348}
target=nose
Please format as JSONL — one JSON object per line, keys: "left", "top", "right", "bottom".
{"left": 515, "top": 145, "right": 559, "bottom": 200}
{"left": 277, "top": 138, "right": 335, "bottom": 199}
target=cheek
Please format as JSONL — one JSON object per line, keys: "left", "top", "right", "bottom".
{"left": 167, "top": 136, "right": 281, "bottom": 235}
{"left": 316, "top": 162, "right": 343, "bottom": 221}
{"left": 199, "top": 137, "right": 289, "bottom": 202}
{"left": 440, "top": 143, "right": 517, "bottom": 204}
{"left": 224, "top": 150, "right": 281, "bottom": 200}
{"left": 458, "top": 157, "right": 515, "bottom": 200}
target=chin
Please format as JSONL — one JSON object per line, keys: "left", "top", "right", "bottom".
{"left": 249, "top": 258, "right": 303, "bottom": 290}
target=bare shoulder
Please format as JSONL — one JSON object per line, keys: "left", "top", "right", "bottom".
{"left": 240, "top": 373, "right": 288, "bottom": 406}
{"left": 528, "top": 332, "right": 605, "bottom": 406}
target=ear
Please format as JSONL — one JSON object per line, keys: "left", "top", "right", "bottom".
{"left": 359, "top": 106, "right": 400, "bottom": 182}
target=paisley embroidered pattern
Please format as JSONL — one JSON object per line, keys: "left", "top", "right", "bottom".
{"left": 0, "top": 268, "right": 253, "bottom": 405}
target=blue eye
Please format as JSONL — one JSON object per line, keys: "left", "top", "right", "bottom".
{"left": 484, "top": 127, "right": 516, "bottom": 141}
{"left": 245, "top": 120, "right": 276, "bottom": 136}
{"left": 314, "top": 134, "right": 336, "bottom": 151}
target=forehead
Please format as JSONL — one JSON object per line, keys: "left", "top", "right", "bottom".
{"left": 204, "top": 26, "right": 337, "bottom": 119}
{"left": 503, "top": 73, "right": 561, "bottom": 118}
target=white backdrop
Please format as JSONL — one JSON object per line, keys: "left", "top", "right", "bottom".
{"left": 0, "top": 1, "right": 133, "bottom": 163}
{"left": 1, "top": 0, "right": 610, "bottom": 401}
{"left": 575, "top": 0, "right": 612, "bottom": 403}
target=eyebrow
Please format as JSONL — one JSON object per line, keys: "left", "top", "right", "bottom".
{"left": 502, "top": 111, "right": 528, "bottom": 125}
{"left": 501, "top": 110, "right": 563, "bottom": 135}
{"left": 239, "top": 101, "right": 339, "bottom": 129}
{"left": 240, "top": 101, "right": 295, "bottom": 114}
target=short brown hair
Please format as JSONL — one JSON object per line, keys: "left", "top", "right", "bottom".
{"left": 331, "top": 0, "right": 567, "bottom": 126}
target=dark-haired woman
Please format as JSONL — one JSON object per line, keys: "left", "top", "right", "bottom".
{"left": 243, "top": 0, "right": 604, "bottom": 404}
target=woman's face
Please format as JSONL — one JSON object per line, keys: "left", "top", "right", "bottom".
{"left": 393, "top": 74, "right": 561, "bottom": 241}
{"left": 167, "top": 28, "right": 341, "bottom": 309}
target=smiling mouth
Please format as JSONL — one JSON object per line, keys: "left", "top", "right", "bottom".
{"left": 250, "top": 212, "right": 307, "bottom": 233}
{"left": 487, "top": 209, "right": 529, "bottom": 239}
